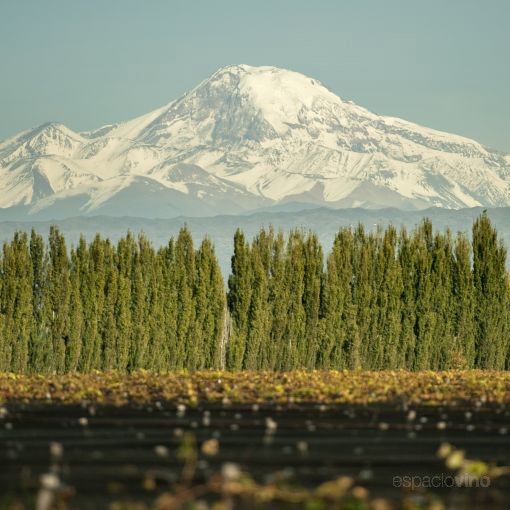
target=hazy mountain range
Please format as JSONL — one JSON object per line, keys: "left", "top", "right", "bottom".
{"left": 2, "top": 206, "right": 510, "bottom": 276}
{"left": 1, "top": 64, "right": 510, "bottom": 220}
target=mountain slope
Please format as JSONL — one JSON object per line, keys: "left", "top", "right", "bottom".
{"left": 1, "top": 64, "right": 509, "bottom": 218}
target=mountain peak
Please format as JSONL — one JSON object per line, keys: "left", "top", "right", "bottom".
{"left": 211, "top": 63, "right": 287, "bottom": 76}
{"left": 211, "top": 63, "right": 256, "bottom": 74}
{"left": 206, "top": 64, "right": 342, "bottom": 108}
{"left": 0, "top": 65, "right": 509, "bottom": 219}
{"left": 157, "top": 64, "right": 347, "bottom": 142}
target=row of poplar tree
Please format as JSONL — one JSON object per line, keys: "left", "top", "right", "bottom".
{"left": 0, "top": 227, "right": 225, "bottom": 374}
{"left": 0, "top": 213, "right": 509, "bottom": 373}
{"left": 228, "top": 214, "right": 509, "bottom": 371}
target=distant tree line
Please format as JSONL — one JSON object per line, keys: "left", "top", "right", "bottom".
{"left": 0, "top": 213, "right": 509, "bottom": 373}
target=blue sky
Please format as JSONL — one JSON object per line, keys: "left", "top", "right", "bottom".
{"left": 1, "top": 0, "right": 509, "bottom": 151}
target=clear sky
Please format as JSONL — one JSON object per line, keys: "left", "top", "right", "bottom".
{"left": 1, "top": 0, "right": 509, "bottom": 152}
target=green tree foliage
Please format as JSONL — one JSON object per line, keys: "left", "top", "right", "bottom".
{"left": 115, "top": 233, "right": 134, "bottom": 371}
{"left": 194, "top": 237, "right": 226, "bottom": 369}
{"left": 302, "top": 232, "right": 323, "bottom": 369}
{"left": 452, "top": 233, "right": 476, "bottom": 368}
{"left": 102, "top": 240, "right": 118, "bottom": 371}
{"left": 227, "top": 229, "right": 253, "bottom": 369}
{"left": 227, "top": 215, "right": 510, "bottom": 371}
{"left": 0, "top": 213, "right": 508, "bottom": 373}
{"left": 1, "top": 233, "right": 33, "bottom": 373}
{"left": 0, "top": 226, "right": 227, "bottom": 373}
{"left": 319, "top": 228, "right": 356, "bottom": 369}
{"left": 159, "top": 239, "right": 178, "bottom": 368}
{"left": 174, "top": 227, "right": 196, "bottom": 369}
{"left": 354, "top": 226, "right": 377, "bottom": 369}
{"left": 29, "top": 230, "right": 51, "bottom": 373}
{"left": 473, "top": 212, "right": 510, "bottom": 369}
{"left": 76, "top": 236, "right": 96, "bottom": 373}
{"left": 267, "top": 230, "right": 288, "bottom": 370}
{"left": 430, "top": 230, "right": 455, "bottom": 369}
{"left": 88, "top": 235, "right": 107, "bottom": 371}
{"left": 397, "top": 228, "right": 417, "bottom": 369}
{"left": 280, "top": 230, "right": 307, "bottom": 370}
{"left": 45, "top": 226, "right": 71, "bottom": 373}
{"left": 246, "top": 229, "right": 273, "bottom": 370}
{"left": 412, "top": 220, "right": 436, "bottom": 370}
{"left": 374, "top": 226, "right": 403, "bottom": 369}
{"left": 66, "top": 247, "right": 84, "bottom": 372}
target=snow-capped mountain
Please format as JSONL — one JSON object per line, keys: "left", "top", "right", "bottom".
{"left": 1, "top": 64, "right": 509, "bottom": 219}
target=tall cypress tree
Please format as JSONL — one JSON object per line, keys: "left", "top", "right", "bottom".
{"left": 89, "top": 235, "right": 107, "bottom": 370}
{"left": 353, "top": 226, "right": 376, "bottom": 369}
{"left": 194, "top": 237, "right": 226, "bottom": 369}
{"left": 76, "top": 236, "right": 95, "bottom": 372}
{"left": 130, "top": 234, "right": 152, "bottom": 369}
{"left": 29, "top": 230, "right": 45, "bottom": 330}
{"left": 174, "top": 227, "right": 196, "bottom": 369}
{"left": 115, "top": 234, "right": 135, "bottom": 371}
{"left": 268, "top": 230, "right": 288, "bottom": 370}
{"left": 320, "top": 228, "right": 357, "bottom": 369}
{"left": 398, "top": 228, "right": 417, "bottom": 369}
{"left": 147, "top": 253, "right": 167, "bottom": 372}
{"left": 473, "top": 212, "right": 509, "bottom": 369}
{"left": 102, "top": 240, "right": 118, "bottom": 371}
{"left": 44, "top": 227, "right": 71, "bottom": 373}
{"left": 66, "top": 247, "right": 83, "bottom": 372}
{"left": 243, "top": 243, "right": 270, "bottom": 369}
{"left": 1, "top": 233, "right": 33, "bottom": 373}
{"left": 280, "top": 230, "right": 307, "bottom": 370}
{"left": 373, "top": 226, "right": 403, "bottom": 369}
{"left": 413, "top": 220, "right": 436, "bottom": 370}
{"left": 302, "top": 232, "right": 323, "bottom": 369}
{"left": 452, "top": 233, "right": 476, "bottom": 368}
{"left": 227, "top": 229, "right": 253, "bottom": 370}
{"left": 247, "top": 228, "right": 274, "bottom": 369}
{"left": 160, "top": 239, "right": 178, "bottom": 369}
{"left": 430, "top": 231, "right": 455, "bottom": 369}
{"left": 29, "top": 230, "right": 51, "bottom": 373}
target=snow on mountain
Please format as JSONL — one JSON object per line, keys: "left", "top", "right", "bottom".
{"left": 1, "top": 64, "right": 509, "bottom": 219}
